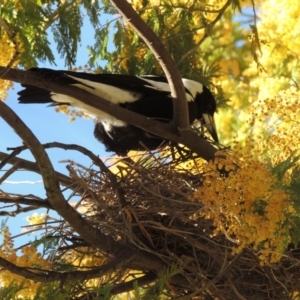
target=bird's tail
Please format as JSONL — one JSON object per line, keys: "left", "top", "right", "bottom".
{"left": 17, "top": 85, "right": 54, "bottom": 104}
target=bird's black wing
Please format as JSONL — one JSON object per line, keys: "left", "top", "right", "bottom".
{"left": 18, "top": 69, "right": 172, "bottom": 105}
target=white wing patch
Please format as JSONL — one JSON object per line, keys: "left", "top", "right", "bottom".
{"left": 50, "top": 93, "right": 126, "bottom": 126}
{"left": 66, "top": 74, "right": 142, "bottom": 104}
{"left": 140, "top": 77, "right": 203, "bottom": 102}
{"left": 182, "top": 78, "right": 203, "bottom": 98}
{"left": 50, "top": 74, "right": 146, "bottom": 126}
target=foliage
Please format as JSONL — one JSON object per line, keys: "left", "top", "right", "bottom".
{"left": 0, "top": 0, "right": 104, "bottom": 100}
{"left": 1, "top": 0, "right": 300, "bottom": 299}
{"left": 194, "top": 151, "right": 295, "bottom": 264}
{"left": 0, "top": 0, "right": 21, "bottom": 99}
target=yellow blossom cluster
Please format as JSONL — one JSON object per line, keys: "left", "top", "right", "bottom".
{"left": 63, "top": 248, "right": 105, "bottom": 268}
{"left": 246, "top": 87, "right": 300, "bottom": 168}
{"left": 217, "top": 0, "right": 300, "bottom": 145}
{"left": 0, "top": 30, "right": 20, "bottom": 100}
{"left": 26, "top": 212, "right": 49, "bottom": 226}
{"left": 62, "top": 248, "right": 106, "bottom": 287}
{"left": 0, "top": 227, "right": 51, "bottom": 298}
{"left": 54, "top": 104, "right": 89, "bottom": 122}
{"left": 192, "top": 150, "right": 291, "bottom": 264}
{"left": 244, "top": 1, "right": 300, "bottom": 97}
{"left": 0, "top": 0, "right": 25, "bottom": 100}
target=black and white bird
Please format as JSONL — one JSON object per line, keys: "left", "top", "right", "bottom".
{"left": 17, "top": 68, "right": 218, "bottom": 156}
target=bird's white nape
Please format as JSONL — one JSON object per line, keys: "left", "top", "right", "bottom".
{"left": 182, "top": 79, "right": 203, "bottom": 99}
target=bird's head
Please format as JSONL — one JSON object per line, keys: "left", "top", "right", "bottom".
{"left": 195, "top": 85, "right": 219, "bottom": 143}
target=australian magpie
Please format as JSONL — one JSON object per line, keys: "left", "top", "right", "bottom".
{"left": 17, "top": 68, "right": 218, "bottom": 156}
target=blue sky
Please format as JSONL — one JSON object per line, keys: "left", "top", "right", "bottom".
{"left": 0, "top": 17, "right": 112, "bottom": 248}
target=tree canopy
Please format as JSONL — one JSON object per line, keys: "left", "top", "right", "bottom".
{"left": 0, "top": 0, "right": 300, "bottom": 299}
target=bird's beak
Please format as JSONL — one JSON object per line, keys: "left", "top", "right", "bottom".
{"left": 202, "top": 113, "right": 219, "bottom": 143}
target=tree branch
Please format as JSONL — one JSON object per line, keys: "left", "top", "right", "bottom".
{"left": 0, "top": 150, "right": 74, "bottom": 188}
{"left": 7, "top": 142, "right": 113, "bottom": 171}
{"left": 6, "top": 142, "right": 129, "bottom": 208}
{"left": 0, "top": 195, "right": 51, "bottom": 209}
{"left": 1, "top": 143, "right": 117, "bottom": 203}
{"left": 0, "top": 205, "right": 45, "bottom": 216}
{"left": 0, "top": 255, "right": 133, "bottom": 283}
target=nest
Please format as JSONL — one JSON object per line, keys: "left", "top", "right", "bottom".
{"left": 60, "top": 148, "right": 300, "bottom": 299}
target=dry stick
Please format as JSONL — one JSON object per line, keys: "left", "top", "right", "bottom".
{"left": 227, "top": 277, "right": 247, "bottom": 300}
{"left": 110, "top": 0, "right": 190, "bottom": 130}
{"left": 0, "top": 67, "right": 217, "bottom": 161}
{"left": 0, "top": 16, "right": 20, "bottom": 74}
